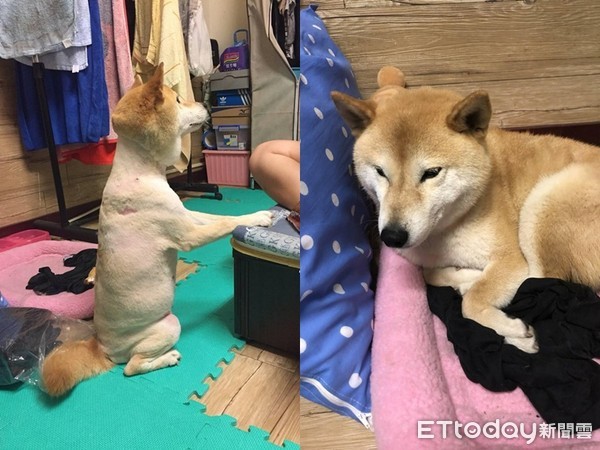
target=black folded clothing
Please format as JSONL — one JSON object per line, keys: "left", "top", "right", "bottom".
{"left": 26, "top": 248, "right": 96, "bottom": 295}
{"left": 427, "top": 278, "right": 600, "bottom": 429}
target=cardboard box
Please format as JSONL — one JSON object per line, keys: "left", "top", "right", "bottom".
{"left": 212, "top": 89, "right": 251, "bottom": 107}
{"left": 211, "top": 107, "right": 250, "bottom": 127}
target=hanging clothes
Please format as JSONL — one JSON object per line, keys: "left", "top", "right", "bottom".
{"left": 59, "top": 0, "right": 135, "bottom": 165}
{"left": 14, "top": 0, "right": 110, "bottom": 153}
{"left": 183, "top": 0, "right": 213, "bottom": 78}
{"left": 132, "top": 0, "right": 193, "bottom": 172}
{"left": 0, "top": 0, "right": 78, "bottom": 59}
{"left": 278, "top": 0, "right": 297, "bottom": 62}
{"left": 14, "top": 0, "right": 91, "bottom": 73}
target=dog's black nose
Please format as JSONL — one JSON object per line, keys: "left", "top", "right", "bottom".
{"left": 381, "top": 226, "right": 409, "bottom": 248}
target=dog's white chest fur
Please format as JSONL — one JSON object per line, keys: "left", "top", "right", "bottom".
{"left": 399, "top": 218, "right": 495, "bottom": 270}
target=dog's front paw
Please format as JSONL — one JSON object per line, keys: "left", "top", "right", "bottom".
{"left": 503, "top": 319, "right": 538, "bottom": 353}
{"left": 165, "top": 350, "right": 182, "bottom": 367}
{"left": 504, "top": 317, "right": 534, "bottom": 339}
{"left": 244, "top": 210, "right": 274, "bottom": 228}
{"left": 505, "top": 335, "right": 539, "bottom": 354}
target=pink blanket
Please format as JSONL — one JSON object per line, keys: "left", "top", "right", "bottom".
{"left": 372, "top": 246, "right": 600, "bottom": 449}
{"left": 0, "top": 240, "right": 96, "bottom": 319}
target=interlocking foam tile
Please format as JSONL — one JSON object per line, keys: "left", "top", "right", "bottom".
{"left": 0, "top": 381, "right": 297, "bottom": 449}
{"left": 179, "top": 187, "right": 275, "bottom": 265}
{"left": 187, "top": 402, "right": 300, "bottom": 450}
{"left": 133, "top": 266, "right": 246, "bottom": 399}
{"left": 0, "top": 188, "right": 297, "bottom": 448}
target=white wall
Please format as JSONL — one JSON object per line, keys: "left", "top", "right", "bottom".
{"left": 203, "top": 0, "right": 249, "bottom": 59}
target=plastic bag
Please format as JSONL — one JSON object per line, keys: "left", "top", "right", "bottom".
{"left": 0, "top": 307, "right": 94, "bottom": 388}
{"left": 187, "top": 0, "right": 214, "bottom": 77}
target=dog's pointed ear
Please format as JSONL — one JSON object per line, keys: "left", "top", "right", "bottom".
{"left": 446, "top": 91, "right": 491, "bottom": 138}
{"left": 331, "top": 91, "right": 376, "bottom": 137}
{"left": 377, "top": 66, "right": 405, "bottom": 88}
{"left": 132, "top": 74, "right": 143, "bottom": 89}
{"left": 143, "top": 63, "right": 165, "bottom": 106}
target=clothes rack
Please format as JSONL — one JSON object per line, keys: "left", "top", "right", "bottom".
{"left": 31, "top": 61, "right": 99, "bottom": 243}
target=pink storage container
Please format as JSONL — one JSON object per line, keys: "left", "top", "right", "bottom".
{"left": 0, "top": 229, "right": 51, "bottom": 253}
{"left": 203, "top": 150, "right": 250, "bottom": 187}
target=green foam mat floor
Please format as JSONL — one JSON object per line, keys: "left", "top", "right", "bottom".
{"left": 0, "top": 188, "right": 298, "bottom": 449}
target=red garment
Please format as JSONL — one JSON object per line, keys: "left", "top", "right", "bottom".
{"left": 58, "top": 139, "right": 116, "bottom": 165}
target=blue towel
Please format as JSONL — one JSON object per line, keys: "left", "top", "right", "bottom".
{"left": 15, "top": 0, "right": 109, "bottom": 151}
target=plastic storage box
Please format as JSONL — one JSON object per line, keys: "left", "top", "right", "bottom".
{"left": 203, "top": 150, "right": 250, "bottom": 187}
{"left": 212, "top": 107, "right": 251, "bottom": 150}
{"left": 0, "top": 229, "right": 50, "bottom": 253}
{"left": 215, "top": 125, "right": 250, "bottom": 150}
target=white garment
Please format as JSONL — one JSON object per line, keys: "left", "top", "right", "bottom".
{"left": 14, "top": 0, "right": 91, "bottom": 72}
{"left": 0, "top": 0, "right": 77, "bottom": 59}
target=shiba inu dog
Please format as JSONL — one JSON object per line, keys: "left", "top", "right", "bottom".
{"left": 42, "top": 64, "right": 273, "bottom": 396}
{"left": 332, "top": 66, "right": 600, "bottom": 353}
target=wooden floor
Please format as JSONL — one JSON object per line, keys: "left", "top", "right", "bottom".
{"left": 176, "top": 260, "right": 302, "bottom": 446}
{"left": 300, "top": 398, "right": 376, "bottom": 449}
{"left": 193, "top": 345, "right": 299, "bottom": 446}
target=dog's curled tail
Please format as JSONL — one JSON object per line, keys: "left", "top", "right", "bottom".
{"left": 41, "top": 337, "right": 114, "bottom": 397}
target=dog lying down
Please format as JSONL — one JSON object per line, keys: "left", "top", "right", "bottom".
{"left": 332, "top": 66, "right": 600, "bottom": 354}
{"left": 41, "top": 64, "right": 273, "bottom": 396}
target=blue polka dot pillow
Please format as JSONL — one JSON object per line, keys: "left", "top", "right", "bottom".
{"left": 299, "top": 5, "right": 374, "bottom": 428}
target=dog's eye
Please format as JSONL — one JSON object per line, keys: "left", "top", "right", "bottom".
{"left": 420, "top": 167, "right": 442, "bottom": 182}
{"left": 176, "top": 96, "right": 182, "bottom": 104}
{"left": 374, "top": 166, "right": 388, "bottom": 179}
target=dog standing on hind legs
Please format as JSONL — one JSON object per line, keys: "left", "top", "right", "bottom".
{"left": 332, "top": 66, "right": 600, "bottom": 353}
{"left": 41, "top": 64, "right": 273, "bottom": 396}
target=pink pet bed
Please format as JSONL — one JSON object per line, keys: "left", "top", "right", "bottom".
{"left": 372, "top": 246, "right": 600, "bottom": 449}
{"left": 0, "top": 240, "right": 96, "bottom": 319}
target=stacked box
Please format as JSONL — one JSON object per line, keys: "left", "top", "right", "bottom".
{"left": 211, "top": 69, "right": 251, "bottom": 108}
{"left": 207, "top": 70, "right": 252, "bottom": 187}
{"left": 203, "top": 150, "right": 250, "bottom": 187}
{"left": 212, "top": 107, "right": 250, "bottom": 151}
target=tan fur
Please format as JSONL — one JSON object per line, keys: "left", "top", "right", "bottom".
{"left": 42, "top": 337, "right": 114, "bottom": 397}
{"left": 333, "top": 66, "right": 600, "bottom": 353}
{"left": 42, "top": 64, "right": 273, "bottom": 396}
